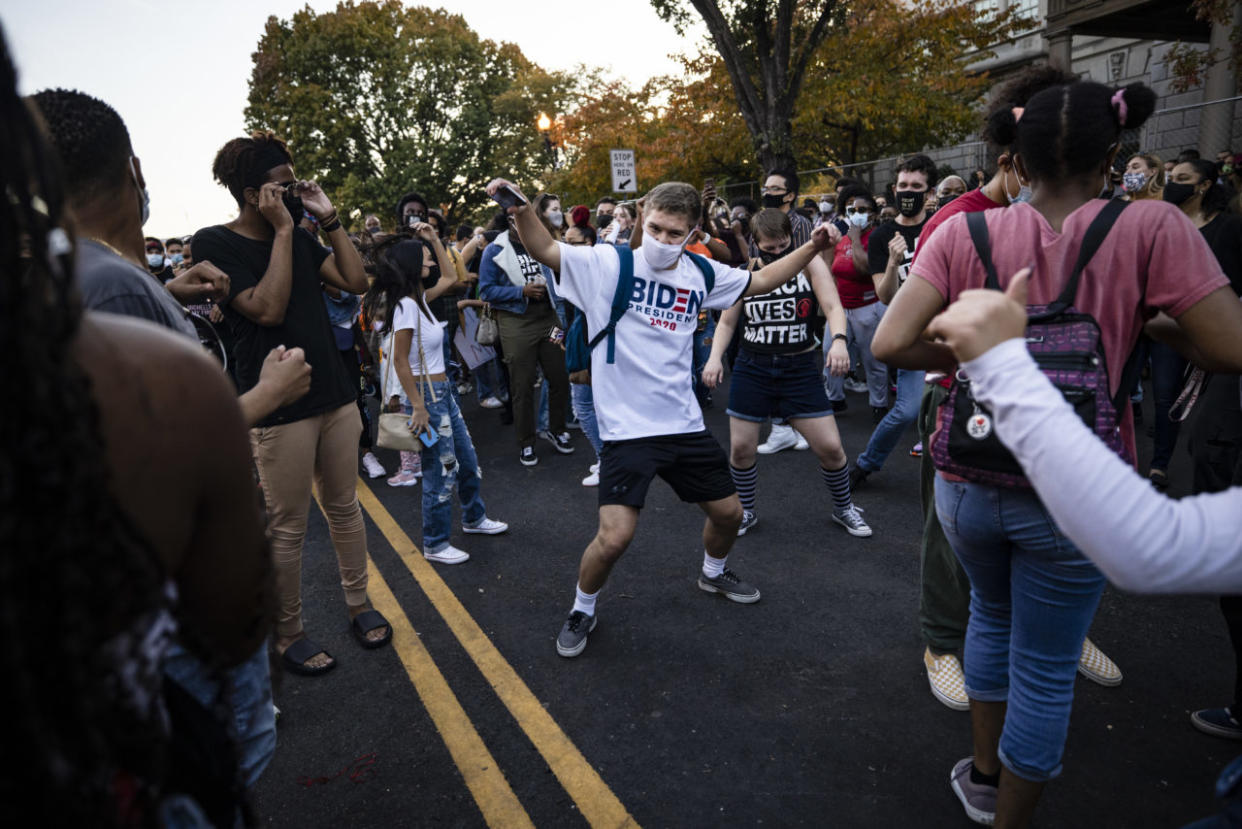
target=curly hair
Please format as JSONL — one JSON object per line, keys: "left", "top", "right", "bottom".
{"left": 211, "top": 130, "right": 293, "bottom": 207}
{"left": 1, "top": 31, "right": 170, "bottom": 826}
{"left": 29, "top": 87, "right": 133, "bottom": 204}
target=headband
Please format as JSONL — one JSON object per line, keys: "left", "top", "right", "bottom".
{"left": 246, "top": 143, "right": 293, "bottom": 187}
{"left": 1111, "top": 89, "right": 1128, "bottom": 126}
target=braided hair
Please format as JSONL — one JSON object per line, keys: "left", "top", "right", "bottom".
{"left": 1, "top": 30, "right": 170, "bottom": 826}
{"left": 211, "top": 131, "right": 293, "bottom": 207}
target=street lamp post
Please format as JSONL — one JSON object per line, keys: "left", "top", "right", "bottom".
{"left": 537, "top": 111, "right": 560, "bottom": 170}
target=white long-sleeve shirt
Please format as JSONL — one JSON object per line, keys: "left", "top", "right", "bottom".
{"left": 963, "top": 338, "right": 1242, "bottom": 594}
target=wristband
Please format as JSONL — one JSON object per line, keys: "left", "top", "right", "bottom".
{"left": 832, "top": 333, "right": 848, "bottom": 343}
{"left": 321, "top": 218, "right": 342, "bottom": 233}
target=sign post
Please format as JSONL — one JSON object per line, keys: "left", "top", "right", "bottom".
{"left": 610, "top": 149, "right": 637, "bottom": 193}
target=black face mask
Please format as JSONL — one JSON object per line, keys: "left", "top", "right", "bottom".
{"left": 597, "top": 214, "right": 613, "bottom": 230}
{"left": 757, "top": 243, "right": 793, "bottom": 265}
{"left": 1162, "top": 182, "right": 1198, "bottom": 206}
{"left": 282, "top": 190, "right": 305, "bottom": 222}
{"left": 896, "top": 190, "right": 925, "bottom": 218}
{"left": 761, "top": 193, "right": 788, "bottom": 209}
{"left": 939, "top": 194, "right": 959, "bottom": 207}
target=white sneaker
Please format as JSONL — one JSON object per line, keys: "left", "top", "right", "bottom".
{"left": 480, "top": 396, "right": 504, "bottom": 409}
{"left": 844, "top": 377, "right": 869, "bottom": 394}
{"left": 582, "top": 470, "right": 600, "bottom": 487}
{"left": 590, "top": 461, "right": 601, "bottom": 474}
{"left": 425, "top": 545, "right": 470, "bottom": 564}
{"left": 794, "top": 432, "right": 809, "bottom": 450}
{"left": 757, "top": 424, "right": 798, "bottom": 454}
{"left": 361, "top": 452, "right": 386, "bottom": 479}
{"left": 463, "top": 517, "right": 509, "bottom": 535}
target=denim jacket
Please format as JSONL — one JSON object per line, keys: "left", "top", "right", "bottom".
{"left": 478, "top": 231, "right": 559, "bottom": 318}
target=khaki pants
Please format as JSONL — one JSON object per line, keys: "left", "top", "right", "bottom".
{"left": 497, "top": 304, "right": 569, "bottom": 448}
{"left": 250, "top": 402, "right": 368, "bottom": 638}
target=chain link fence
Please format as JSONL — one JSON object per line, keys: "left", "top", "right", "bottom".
{"left": 717, "top": 96, "right": 1241, "bottom": 201}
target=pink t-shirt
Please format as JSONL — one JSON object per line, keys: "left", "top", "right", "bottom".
{"left": 912, "top": 198, "right": 1229, "bottom": 458}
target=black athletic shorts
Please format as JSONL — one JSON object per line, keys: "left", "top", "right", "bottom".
{"left": 598, "top": 430, "right": 736, "bottom": 508}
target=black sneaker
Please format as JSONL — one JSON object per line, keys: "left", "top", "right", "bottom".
{"left": 556, "top": 610, "right": 597, "bottom": 657}
{"left": 849, "top": 465, "right": 870, "bottom": 490}
{"left": 520, "top": 446, "right": 538, "bottom": 467}
{"left": 697, "top": 567, "right": 761, "bottom": 604}
{"left": 871, "top": 406, "right": 888, "bottom": 424}
{"left": 541, "top": 430, "right": 575, "bottom": 454}
{"left": 737, "top": 509, "right": 758, "bottom": 536}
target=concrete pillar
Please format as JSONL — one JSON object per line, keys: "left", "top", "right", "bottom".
{"left": 1199, "top": 1, "right": 1242, "bottom": 157}
{"left": 1047, "top": 31, "right": 1073, "bottom": 72}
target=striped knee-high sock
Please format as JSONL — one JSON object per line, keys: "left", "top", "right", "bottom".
{"left": 820, "top": 464, "right": 852, "bottom": 513}
{"left": 730, "top": 464, "right": 758, "bottom": 512}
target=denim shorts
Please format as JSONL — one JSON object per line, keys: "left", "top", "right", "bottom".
{"left": 727, "top": 348, "right": 833, "bottom": 422}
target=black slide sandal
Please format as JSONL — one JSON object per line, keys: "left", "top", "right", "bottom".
{"left": 281, "top": 637, "right": 337, "bottom": 676}
{"left": 351, "top": 609, "right": 393, "bottom": 650}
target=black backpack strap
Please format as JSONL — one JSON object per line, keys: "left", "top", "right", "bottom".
{"left": 1055, "top": 199, "right": 1129, "bottom": 310}
{"left": 966, "top": 212, "right": 1001, "bottom": 291}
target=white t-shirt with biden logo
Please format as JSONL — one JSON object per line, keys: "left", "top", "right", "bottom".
{"left": 556, "top": 243, "right": 750, "bottom": 441}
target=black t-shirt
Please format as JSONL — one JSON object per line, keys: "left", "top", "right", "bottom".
{"left": 191, "top": 225, "right": 353, "bottom": 426}
{"left": 739, "top": 268, "right": 819, "bottom": 354}
{"left": 1200, "top": 212, "right": 1242, "bottom": 296}
{"left": 867, "top": 217, "right": 928, "bottom": 287}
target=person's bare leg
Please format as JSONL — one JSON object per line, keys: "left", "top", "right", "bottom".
{"left": 790, "top": 415, "right": 847, "bottom": 470}
{"left": 577, "top": 504, "right": 639, "bottom": 593}
{"left": 970, "top": 699, "right": 1006, "bottom": 776}
{"left": 996, "top": 768, "right": 1045, "bottom": 829}
{"left": 700, "top": 494, "right": 744, "bottom": 558}
{"left": 728, "top": 418, "right": 762, "bottom": 470}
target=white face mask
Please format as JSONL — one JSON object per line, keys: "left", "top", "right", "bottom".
{"left": 147, "top": 252, "right": 164, "bottom": 268}
{"left": 819, "top": 201, "right": 833, "bottom": 215}
{"left": 641, "top": 229, "right": 692, "bottom": 270}
{"left": 847, "top": 211, "right": 870, "bottom": 228}
{"left": 547, "top": 209, "right": 564, "bottom": 229}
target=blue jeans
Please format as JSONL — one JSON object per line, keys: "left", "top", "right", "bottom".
{"left": 824, "top": 302, "right": 889, "bottom": 407}
{"left": 572, "top": 383, "right": 603, "bottom": 459}
{"left": 1150, "top": 340, "right": 1187, "bottom": 471}
{"left": 857, "top": 368, "right": 923, "bottom": 472}
{"left": 475, "top": 357, "right": 509, "bottom": 402}
{"left": 420, "top": 380, "right": 487, "bottom": 552}
{"left": 163, "top": 640, "right": 276, "bottom": 788}
{"left": 935, "top": 477, "right": 1106, "bottom": 782}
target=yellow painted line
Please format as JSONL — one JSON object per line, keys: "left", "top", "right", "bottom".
{"left": 356, "top": 479, "right": 639, "bottom": 829}
{"left": 312, "top": 495, "right": 534, "bottom": 829}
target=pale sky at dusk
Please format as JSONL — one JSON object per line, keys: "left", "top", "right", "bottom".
{"left": 3, "top": 0, "right": 705, "bottom": 237}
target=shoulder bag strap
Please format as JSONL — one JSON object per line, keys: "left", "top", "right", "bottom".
{"left": 966, "top": 211, "right": 1001, "bottom": 291}
{"left": 1055, "top": 198, "right": 1129, "bottom": 310}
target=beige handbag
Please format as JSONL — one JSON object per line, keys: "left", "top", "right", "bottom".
{"left": 375, "top": 302, "right": 438, "bottom": 451}
{"left": 475, "top": 303, "right": 499, "bottom": 345}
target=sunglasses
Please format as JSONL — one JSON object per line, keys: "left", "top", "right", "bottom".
{"left": 845, "top": 207, "right": 871, "bottom": 215}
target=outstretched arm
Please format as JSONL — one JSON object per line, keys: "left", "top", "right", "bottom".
{"left": 485, "top": 178, "right": 560, "bottom": 272}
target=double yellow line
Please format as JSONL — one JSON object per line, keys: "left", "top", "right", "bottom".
{"left": 350, "top": 480, "right": 638, "bottom": 828}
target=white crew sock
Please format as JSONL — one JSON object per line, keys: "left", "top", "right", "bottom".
{"left": 702, "top": 551, "right": 726, "bottom": 579}
{"left": 572, "top": 584, "right": 599, "bottom": 616}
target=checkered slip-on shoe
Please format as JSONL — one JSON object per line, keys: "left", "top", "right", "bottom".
{"left": 925, "top": 648, "right": 970, "bottom": 711}
{"left": 1078, "top": 637, "right": 1123, "bottom": 686}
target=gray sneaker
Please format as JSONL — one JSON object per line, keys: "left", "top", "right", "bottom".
{"left": 832, "top": 505, "right": 873, "bottom": 537}
{"left": 737, "top": 509, "right": 758, "bottom": 536}
{"left": 949, "top": 757, "right": 997, "bottom": 826}
{"left": 556, "top": 610, "right": 597, "bottom": 657}
{"left": 697, "top": 567, "right": 761, "bottom": 604}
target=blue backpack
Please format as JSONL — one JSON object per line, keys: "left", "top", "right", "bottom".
{"left": 565, "top": 246, "right": 715, "bottom": 373}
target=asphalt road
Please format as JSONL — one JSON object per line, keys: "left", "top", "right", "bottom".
{"left": 251, "top": 378, "right": 1235, "bottom": 828}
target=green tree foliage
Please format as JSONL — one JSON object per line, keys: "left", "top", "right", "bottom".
{"left": 245, "top": 0, "right": 574, "bottom": 228}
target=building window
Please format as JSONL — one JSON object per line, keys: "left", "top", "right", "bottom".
{"left": 1109, "top": 50, "right": 1127, "bottom": 82}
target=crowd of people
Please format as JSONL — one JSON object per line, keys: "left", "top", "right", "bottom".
{"left": 6, "top": 17, "right": 1242, "bottom": 826}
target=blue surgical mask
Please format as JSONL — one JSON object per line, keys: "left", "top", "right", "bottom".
{"left": 147, "top": 252, "right": 164, "bottom": 268}
{"left": 170, "top": 253, "right": 184, "bottom": 266}
{"left": 847, "top": 211, "right": 870, "bottom": 228}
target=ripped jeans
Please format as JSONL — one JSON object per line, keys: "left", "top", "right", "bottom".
{"left": 418, "top": 380, "right": 487, "bottom": 553}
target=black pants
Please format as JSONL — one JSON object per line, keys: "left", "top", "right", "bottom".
{"left": 339, "top": 346, "right": 374, "bottom": 451}
{"left": 1190, "top": 375, "right": 1242, "bottom": 708}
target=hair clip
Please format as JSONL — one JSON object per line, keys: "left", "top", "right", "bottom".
{"left": 1111, "top": 89, "right": 1128, "bottom": 125}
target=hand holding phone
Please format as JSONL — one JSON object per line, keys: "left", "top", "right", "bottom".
{"left": 486, "top": 179, "right": 529, "bottom": 211}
